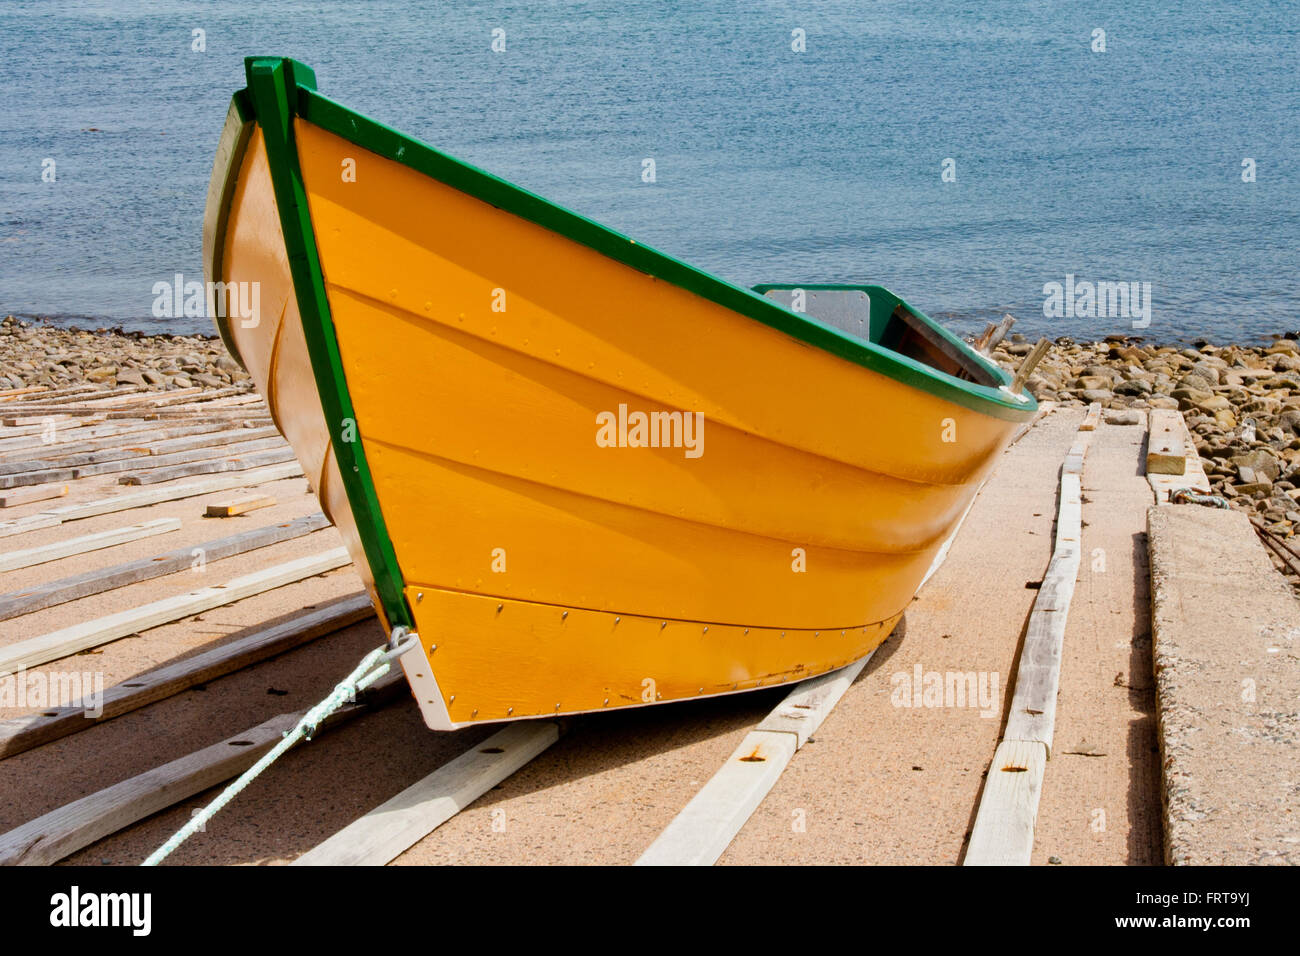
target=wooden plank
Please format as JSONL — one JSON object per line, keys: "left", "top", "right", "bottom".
{"left": 1078, "top": 401, "right": 1102, "bottom": 431}
{"left": 137, "top": 425, "right": 279, "bottom": 457}
{"left": 0, "top": 514, "right": 61, "bottom": 539}
{"left": 3, "top": 384, "right": 93, "bottom": 401}
{"left": 1146, "top": 412, "right": 1211, "bottom": 504}
{"left": 0, "top": 671, "right": 404, "bottom": 865}
{"left": 0, "top": 714, "right": 296, "bottom": 866}
{"left": 0, "top": 418, "right": 171, "bottom": 454}
{"left": 0, "top": 447, "right": 143, "bottom": 476}
{"left": 1002, "top": 471, "right": 1082, "bottom": 752}
{"left": 0, "top": 517, "right": 181, "bottom": 573}
{"left": 293, "top": 721, "right": 561, "bottom": 866}
{"left": 0, "top": 512, "right": 330, "bottom": 622}
{"left": 963, "top": 415, "right": 1092, "bottom": 866}
{"left": 754, "top": 654, "right": 874, "bottom": 747}
{"left": 0, "top": 546, "right": 351, "bottom": 676}
{"left": 962, "top": 740, "right": 1048, "bottom": 866}
{"left": 1147, "top": 408, "right": 1187, "bottom": 475}
{"left": 1009, "top": 338, "right": 1052, "bottom": 395}
{"left": 146, "top": 387, "right": 246, "bottom": 407}
{"left": 4, "top": 406, "right": 266, "bottom": 422}
{"left": 73, "top": 436, "right": 287, "bottom": 479}
{"left": 636, "top": 651, "right": 876, "bottom": 866}
{"left": 983, "top": 314, "right": 1016, "bottom": 354}
{"left": 0, "top": 415, "right": 87, "bottom": 438}
{"left": 205, "top": 494, "right": 275, "bottom": 517}
{"left": 0, "top": 593, "right": 374, "bottom": 758}
{"left": 0, "top": 484, "right": 68, "bottom": 509}
{"left": 0, "top": 461, "right": 303, "bottom": 537}
{"left": 0, "top": 420, "right": 237, "bottom": 460}
{"left": 0, "top": 466, "right": 76, "bottom": 490}
{"left": 636, "top": 731, "right": 797, "bottom": 866}
{"left": 27, "top": 386, "right": 151, "bottom": 408}
{"left": 47, "top": 461, "right": 302, "bottom": 519}
{"left": 0, "top": 386, "right": 51, "bottom": 400}
{"left": 116, "top": 446, "right": 295, "bottom": 485}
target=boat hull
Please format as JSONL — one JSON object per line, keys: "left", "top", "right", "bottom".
{"left": 207, "top": 58, "right": 1035, "bottom": 728}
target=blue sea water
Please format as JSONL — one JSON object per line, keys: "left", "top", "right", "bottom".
{"left": 0, "top": 0, "right": 1296, "bottom": 343}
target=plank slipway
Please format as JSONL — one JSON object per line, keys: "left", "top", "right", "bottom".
{"left": 0, "top": 400, "right": 1293, "bottom": 865}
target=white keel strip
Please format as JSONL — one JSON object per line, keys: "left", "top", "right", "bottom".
{"left": 635, "top": 650, "right": 874, "bottom": 866}
{"left": 293, "top": 720, "right": 562, "bottom": 866}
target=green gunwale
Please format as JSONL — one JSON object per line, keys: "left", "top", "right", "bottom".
{"left": 240, "top": 57, "right": 413, "bottom": 631}
{"left": 287, "top": 76, "right": 1035, "bottom": 422}
{"left": 751, "top": 282, "right": 1011, "bottom": 382}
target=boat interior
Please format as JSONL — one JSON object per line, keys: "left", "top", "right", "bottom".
{"left": 755, "top": 284, "right": 1001, "bottom": 387}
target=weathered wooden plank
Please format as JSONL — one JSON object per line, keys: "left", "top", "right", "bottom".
{"left": 138, "top": 425, "right": 279, "bottom": 457}
{"left": 636, "top": 651, "right": 876, "bottom": 866}
{"left": 0, "top": 418, "right": 178, "bottom": 454}
{"left": 0, "top": 547, "right": 351, "bottom": 676}
{"left": 0, "top": 592, "right": 374, "bottom": 758}
{"left": 0, "top": 517, "right": 180, "bottom": 573}
{"left": 0, "top": 461, "right": 303, "bottom": 538}
{"left": 1002, "top": 471, "right": 1082, "bottom": 752}
{"left": 0, "top": 671, "right": 403, "bottom": 865}
{"left": 0, "top": 466, "right": 76, "bottom": 490}
{"left": 116, "top": 446, "right": 295, "bottom": 485}
{"left": 0, "top": 514, "right": 61, "bottom": 539}
{"left": 962, "top": 740, "right": 1048, "bottom": 866}
{"left": 0, "top": 484, "right": 68, "bottom": 509}
{"left": 636, "top": 731, "right": 798, "bottom": 866}
{"left": 293, "top": 721, "right": 561, "bottom": 866}
{"left": 0, "top": 714, "right": 296, "bottom": 866}
{"left": 754, "top": 653, "right": 873, "bottom": 747}
{"left": 1078, "top": 401, "right": 1102, "bottom": 431}
{"left": 0, "top": 512, "right": 330, "bottom": 622}
{"left": 0, "top": 420, "right": 237, "bottom": 460}
{"left": 963, "top": 416, "right": 1092, "bottom": 866}
{"left": 0, "top": 415, "right": 89, "bottom": 438}
{"left": 73, "top": 436, "right": 287, "bottom": 479}
{"left": 205, "top": 494, "right": 276, "bottom": 517}
{"left": 1147, "top": 408, "right": 1187, "bottom": 475}
{"left": 0, "top": 447, "right": 143, "bottom": 476}
{"left": 146, "top": 386, "right": 247, "bottom": 407}
{"left": 0, "top": 386, "right": 52, "bottom": 400}
{"left": 11, "top": 386, "right": 147, "bottom": 409}
{"left": 1146, "top": 411, "right": 1211, "bottom": 504}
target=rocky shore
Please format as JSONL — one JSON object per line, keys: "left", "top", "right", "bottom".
{"left": 992, "top": 332, "right": 1300, "bottom": 539}
{"left": 0, "top": 316, "right": 248, "bottom": 392}
{"left": 5, "top": 315, "right": 1300, "bottom": 539}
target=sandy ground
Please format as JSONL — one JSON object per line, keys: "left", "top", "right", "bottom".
{"left": 0, "top": 406, "right": 1167, "bottom": 865}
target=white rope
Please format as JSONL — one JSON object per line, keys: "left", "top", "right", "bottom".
{"left": 142, "top": 630, "right": 417, "bottom": 866}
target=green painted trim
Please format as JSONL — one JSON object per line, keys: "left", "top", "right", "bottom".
{"left": 290, "top": 81, "right": 1035, "bottom": 423}
{"left": 242, "top": 57, "right": 413, "bottom": 630}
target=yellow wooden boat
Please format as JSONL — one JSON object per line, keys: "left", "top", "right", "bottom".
{"left": 204, "top": 57, "right": 1036, "bottom": 730}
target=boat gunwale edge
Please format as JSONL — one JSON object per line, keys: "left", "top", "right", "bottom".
{"left": 241, "top": 56, "right": 414, "bottom": 632}
{"left": 279, "top": 72, "right": 1036, "bottom": 424}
